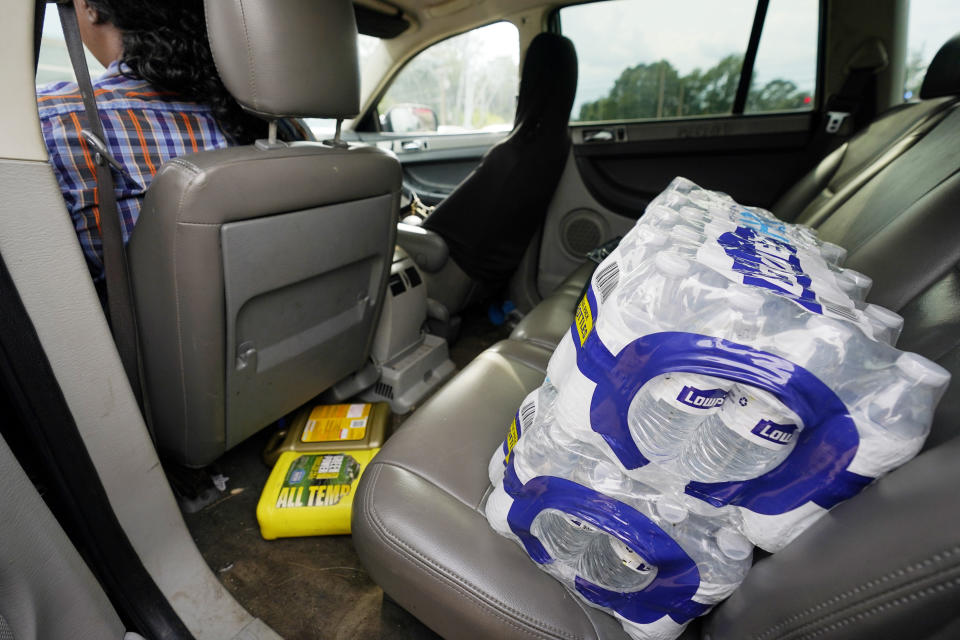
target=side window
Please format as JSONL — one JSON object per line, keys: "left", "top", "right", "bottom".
{"left": 903, "top": 0, "right": 960, "bottom": 101}
{"left": 560, "top": 0, "right": 819, "bottom": 123}
{"left": 378, "top": 22, "right": 519, "bottom": 134}
{"left": 744, "top": 0, "right": 818, "bottom": 113}
{"left": 36, "top": 4, "right": 105, "bottom": 86}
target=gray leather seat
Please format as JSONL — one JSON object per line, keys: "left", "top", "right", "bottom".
{"left": 509, "top": 261, "right": 592, "bottom": 349}
{"left": 396, "top": 33, "right": 579, "bottom": 316}
{"left": 776, "top": 33, "right": 960, "bottom": 226}
{"left": 130, "top": 0, "right": 400, "bottom": 467}
{"left": 353, "top": 41, "right": 960, "bottom": 640}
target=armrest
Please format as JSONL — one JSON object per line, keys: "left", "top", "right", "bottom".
{"left": 396, "top": 222, "right": 449, "bottom": 273}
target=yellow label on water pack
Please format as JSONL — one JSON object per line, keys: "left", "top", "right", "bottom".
{"left": 504, "top": 418, "right": 520, "bottom": 462}
{"left": 575, "top": 294, "right": 594, "bottom": 346}
{"left": 301, "top": 403, "right": 370, "bottom": 443}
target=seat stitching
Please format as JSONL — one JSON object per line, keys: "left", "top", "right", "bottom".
{"left": 361, "top": 464, "right": 587, "bottom": 640}
{"left": 235, "top": 0, "right": 257, "bottom": 108}
{"left": 753, "top": 545, "right": 960, "bottom": 640}
{"left": 777, "top": 565, "right": 960, "bottom": 640}
{"left": 166, "top": 158, "right": 202, "bottom": 174}
{"left": 171, "top": 171, "right": 196, "bottom": 454}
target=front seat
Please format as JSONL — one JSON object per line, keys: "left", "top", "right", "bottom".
{"left": 129, "top": 0, "right": 400, "bottom": 468}
{"left": 397, "top": 33, "right": 578, "bottom": 314}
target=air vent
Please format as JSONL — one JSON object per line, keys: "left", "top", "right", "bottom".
{"left": 389, "top": 273, "right": 406, "bottom": 296}
{"left": 373, "top": 381, "right": 394, "bottom": 399}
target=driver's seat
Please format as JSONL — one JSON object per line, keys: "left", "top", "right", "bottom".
{"left": 399, "top": 33, "right": 578, "bottom": 314}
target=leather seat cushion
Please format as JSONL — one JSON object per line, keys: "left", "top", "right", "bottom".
{"left": 511, "top": 261, "right": 593, "bottom": 349}
{"left": 352, "top": 339, "right": 693, "bottom": 639}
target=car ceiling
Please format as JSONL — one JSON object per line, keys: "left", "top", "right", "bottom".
{"left": 357, "top": 0, "right": 549, "bottom": 23}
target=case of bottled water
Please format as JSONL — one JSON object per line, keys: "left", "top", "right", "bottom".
{"left": 484, "top": 177, "right": 950, "bottom": 640}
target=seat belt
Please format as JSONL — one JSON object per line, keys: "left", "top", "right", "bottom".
{"left": 809, "top": 41, "right": 889, "bottom": 160}
{"left": 56, "top": 1, "right": 145, "bottom": 411}
{"left": 824, "top": 67, "right": 877, "bottom": 134}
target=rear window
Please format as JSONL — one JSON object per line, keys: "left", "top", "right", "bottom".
{"left": 903, "top": 0, "right": 960, "bottom": 100}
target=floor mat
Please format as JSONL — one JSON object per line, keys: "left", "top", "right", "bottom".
{"left": 183, "top": 429, "right": 440, "bottom": 640}
{"left": 183, "top": 307, "right": 510, "bottom": 639}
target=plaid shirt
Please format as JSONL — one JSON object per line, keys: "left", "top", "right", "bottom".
{"left": 37, "top": 61, "right": 230, "bottom": 282}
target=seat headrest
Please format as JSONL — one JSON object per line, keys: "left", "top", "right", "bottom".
{"left": 920, "top": 33, "right": 960, "bottom": 99}
{"left": 204, "top": 0, "right": 360, "bottom": 119}
{"left": 514, "top": 33, "right": 578, "bottom": 130}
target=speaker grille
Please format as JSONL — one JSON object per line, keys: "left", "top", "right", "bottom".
{"left": 564, "top": 217, "right": 603, "bottom": 256}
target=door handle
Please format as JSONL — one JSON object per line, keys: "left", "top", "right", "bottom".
{"left": 582, "top": 127, "right": 626, "bottom": 143}
{"left": 401, "top": 140, "right": 423, "bottom": 152}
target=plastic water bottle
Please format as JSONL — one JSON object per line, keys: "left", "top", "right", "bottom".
{"left": 690, "top": 287, "right": 766, "bottom": 343}
{"left": 547, "top": 333, "right": 577, "bottom": 394}
{"left": 819, "top": 241, "right": 848, "bottom": 265}
{"left": 660, "top": 511, "right": 754, "bottom": 603}
{"left": 641, "top": 204, "right": 680, "bottom": 231}
{"left": 487, "top": 387, "right": 546, "bottom": 486}
{"left": 513, "top": 413, "right": 581, "bottom": 484}
{"left": 677, "top": 386, "right": 803, "bottom": 483}
{"left": 617, "top": 253, "right": 695, "bottom": 329}
{"left": 669, "top": 225, "right": 707, "bottom": 258}
{"left": 863, "top": 303, "right": 904, "bottom": 345}
{"left": 627, "top": 372, "right": 735, "bottom": 463}
{"left": 844, "top": 352, "right": 950, "bottom": 477}
{"left": 615, "top": 228, "right": 668, "bottom": 277}
{"left": 531, "top": 509, "right": 599, "bottom": 563}
{"left": 579, "top": 533, "right": 658, "bottom": 592}
{"left": 844, "top": 352, "right": 950, "bottom": 441}
{"left": 758, "top": 305, "right": 869, "bottom": 386}
{"left": 833, "top": 268, "right": 872, "bottom": 302}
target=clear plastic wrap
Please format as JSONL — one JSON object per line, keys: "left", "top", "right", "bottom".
{"left": 485, "top": 177, "right": 950, "bottom": 640}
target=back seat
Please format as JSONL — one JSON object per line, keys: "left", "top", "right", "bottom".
{"left": 352, "top": 36, "right": 960, "bottom": 640}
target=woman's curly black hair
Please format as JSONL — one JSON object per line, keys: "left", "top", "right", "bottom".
{"left": 86, "top": 0, "right": 266, "bottom": 144}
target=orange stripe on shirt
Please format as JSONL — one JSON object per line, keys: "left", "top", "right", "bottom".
{"left": 127, "top": 109, "right": 158, "bottom": 176}
{"left": 124, "top": 90, "right": 177, "bottom": 98}
{"left": 179, "top": 112, "right": 199, "bottom": 153}
{"left": 37, "top": 88, "right": 112, "bottom": 102}
{"left": 68, "top": 111, "right": 101, "bottom": 231}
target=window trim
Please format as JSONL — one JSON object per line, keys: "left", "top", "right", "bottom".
{"left": 732, "top": 0, "right": 770, "bottom": 114}
{"left": 550, "top": 0, "right": 825, "bottom": 125}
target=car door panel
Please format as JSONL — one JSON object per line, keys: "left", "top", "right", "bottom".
{"left": 537, "top": 113, "right": 818, "bottom": 295}
{"left": 358, "top": 131, "right": 507, "bottom": 205}
{"left": 537, "top": 148, "right": 637, "bottom": 296}
{"left": 574, "top": 113, "right": 815, "bottom": 216}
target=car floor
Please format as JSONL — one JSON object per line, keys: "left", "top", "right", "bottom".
{"left": 182, "top": 306, "right": 514, "bottom": 639}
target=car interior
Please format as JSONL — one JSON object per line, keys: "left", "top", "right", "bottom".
{"left": 2, "top": 0, "right": 960, "bottom": 639}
